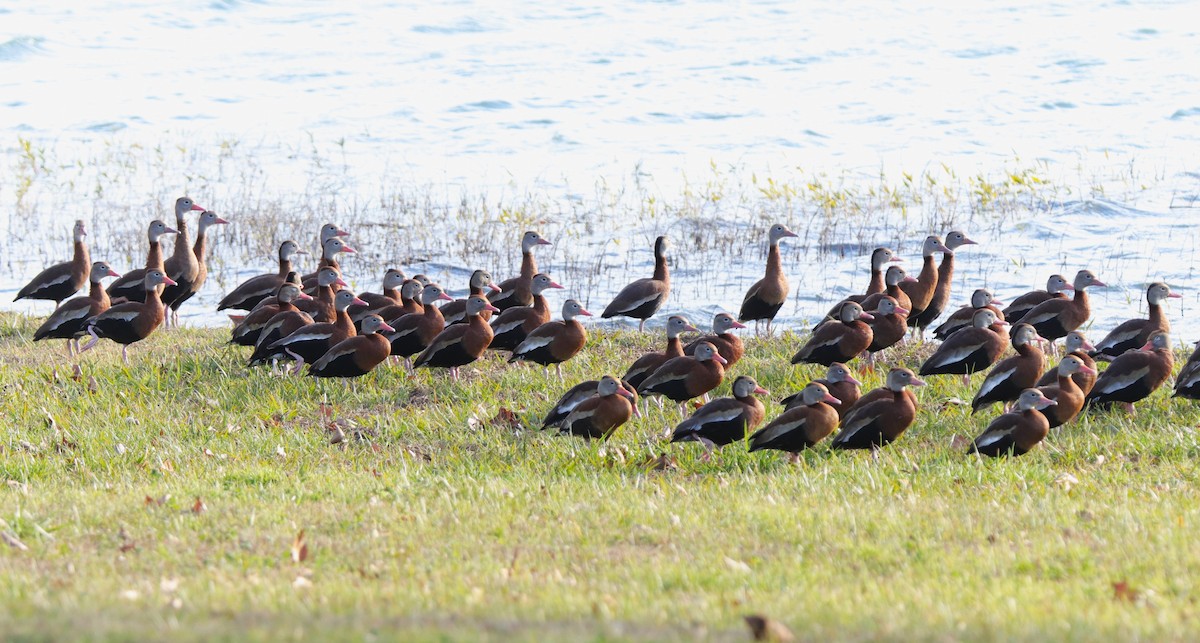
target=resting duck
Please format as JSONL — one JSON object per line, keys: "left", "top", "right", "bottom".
{"left": 968, "top": 388, "right": 1056, "bottom": 457}
{"left": 918, "top": 308, "right": 1009, "bottom": 385}
{"left": 864, "top": 296, "right": 910, "bottom": 360}
{"left": 933, "top": 288, "right": 1004, "bottom": 341}
{"left": 300, "top": 223, "right": 351, "bottom": 282}
{"left": 308, "top": 315, "right": 395, "bottom": 379}
{"left": 782, "top": 362, "right": 861, "bottom": 419}
{"left": 1002, "top": 274, "right": 1073, "bottom": 325}
{"left": 217, "top": 240, "right": 306, "bottom": 311}
{"left": 860, "top": 265, "right": 916, "bottom": 314}
{"left": 440, "top": 269, "right": 501, "bottom": 325}
{"left": 602, "top": 236, "right": 670, "bottom": 332}
{"left": 1085, "top": 330, "right": 1174, "bottom": 414}
{"left": 542, "top": 378, "right": 639, "bottom": 430}
{"left": 492, "top": 230, "right": 552, "bottom": 312}
{"left": 910, "top": 231, "right": 977, "bottom": 337}
{"left": 683, "top": 312, "right": 746, "bottom": 367}
{"left": 79, "top": 269, "right": 176, "bottom": 363}
{"left": 830, "top": 367, "right": 925, "bottom": 450}
{"left": 414, "top": 295, "right": 500, "bottom": 381}
{"left": 823, "top": 248, "right": 899, "bottom": 321}
{"left": 106, "top": 219, "right": 179, "bottom": 303}
{"left": 749, "top": 382, "right": 841, "bottom": 461}
{"left": 294, "top": 267, "right": 344, "bottom": 323}
{"left": 246, "top": 295, "right": 317, "bottom": 368}
{"left": 33, "top": 261, "right": 120, "bottom": 355}
{"left": 489, "top": 273, "right": 564, "bottom": 351}
{"left": 1037, "top": 355, "right": 1096, "bottom": 429}
{"left": 557, "top": 375, "right": 638, "bottom": 440}
{"left": 230, "top": 279, "right": 312, "bottom": 347}
{"left": 508, "top": 299, "right": 591, "bottom": 380}
{"left": 387, "top": 283, "right": 454, "bottom": 369}
{"left": 1090, "top": 281, "right": 1179, "bottom": 361}
{"left": 257, "top": 289, "right": 366, "bottom": 373}
{"left": 301, "top": 237, "right": 356, "bottom": 293}
{"left": 738, "top": 223, "right": 799, "bottom": 334}
{"left": 970, "top": 323, "right": 1045, "bottom": 413}
{"left": 163, "top": 209, "right": 229, "bottom": 326}
{"left": 670, "top": 376, "right": 768, "bottom": 454}
{"left": 638, "top": 340, "right": 727, "bottom": 407}
{"left": 898, "top": 234, "right": 951, "bottom": 325}
{"left": 791, "top": 301, "right": 873, "bottom": 367}
{"left": 1172, "top": 339, "right": 1200, "bottom": 400}
{"left": 14, "top": 219, "right": 90, "bottom": 307}
{"left": 1021, "top": 269, "right": 1106, "bottom": 343}
{"left": 372, "top": 279, "right": 425, "bottom": 324}
{"left": 348, "top": 268, "right": 407, "bottom": 321}
{"left": 622, "top": 315, "right": 700, "bottom": 390}
{"left": 1036, "top": 331, "right": 1097, "bottom": 393}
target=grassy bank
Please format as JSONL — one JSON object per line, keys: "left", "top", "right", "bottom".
{"left": 2, "top": 313, "right": 1200, "bottom": 641}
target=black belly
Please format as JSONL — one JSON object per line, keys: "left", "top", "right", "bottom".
{"left": 739, "top": 297, "right": 783, "bottom": 323}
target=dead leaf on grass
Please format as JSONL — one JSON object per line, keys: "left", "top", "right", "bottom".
{"left": 191, "top": 497, "right": 206, "bottom": 514}
{"left": 292, "top": 529, "right": 309, "bottom": 563}
{"left": 490, "top": 407, "right": 522, "bottom": 430}
{"left": 744, "top": 614, "right": 795, "bottom": 642}
{"left": 1113, "top": 580, "right": 1140, "bottom": 603}
{"left": 642, "top": 453, "right": 677, "bottom": 471}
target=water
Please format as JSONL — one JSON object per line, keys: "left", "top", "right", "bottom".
{"left": 2, "top": 1, "right": 1200, "bottom": 343}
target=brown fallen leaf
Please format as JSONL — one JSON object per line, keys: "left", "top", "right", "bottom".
{"left": 87, "top": 376, "right": 99, "bottom": 393}
{"left": 1113, "top": 580, "right": 1140, "bottom": 603}
{"left": 643, "top": 453, "right": 678, "bottom": 471}
{"left": 490, "top": 407, "right": 521, "bottom": 430}
{"left": 292, "top": 529, "right": 308, "bottom": 563}
{"left": 744, "top": 614, "right": 794, "bottom": 642}
{"left": 71, "top": 364, "right": 83, "bottom": 381}
{"left": 191, "top": 497, "right": 206, "bottom": 514}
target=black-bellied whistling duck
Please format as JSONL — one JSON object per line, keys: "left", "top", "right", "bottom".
{"left": 295, "top": 267, "right": 345, "bottom": 323}
{"left": 792, "top": 301, "right": 874, "bottom": 367}
{"left": 387, "top": 283, "right": 453, "bottom": 369}
{"left": 414, "top": 295, "right": 500, "bottom": 381}
{"left": 1021, "top": 269, "right": 1105, "bottom": 343}
{"left": 1085, "top": 331, "right": 1174, "bottom": 414}
{"left": 557, "top": 375, "right": 638, "bottom": 440}
{"left": 509, "top": 299, "right": 591, "bottom": 380}
{"left": 246, "top": 297, "right": 317, "bottom": 368}
{"left": 829, "top": 367, "right": 925, "bottom": 450}
{"left": 860, "top": 265, "right": 916, "bottom": 314}
{"left": 739, "top": 223, "right": 798, "bottom": 334}
{"left": 218, "top": 240, "right": 306, "bottom": 311}
{"left": 491, "top": 230, "right": 552, "bottom": 312}
{"left": 440, "top": 269, "right": 501, "bottom": 325}
{"left": 970, "top": 323, "right": 1045, "bottom": 413}
{"left": 301, "top": 238, "right": 356, "bottom": 293}
{"left": 230, "top": 280, "right": 312, "bottom": 347}
{"left": 262, "top": 289, "right": 366, "bottom": 374}
{"left": 1037, "top": 355, "right": 1096, "bottom": 428}
{"left": 1172, "top": 339, "right": 1200, "bottom": 399}
{"left": 15, "top": 219, "right": 90, "bottom": 307}
{"left": 308, "top": 315, "right": 395, "bottom": 379}
{"left": 33, "top": 261, "right": 120, "bottom": 355}
{"left": 823, "top": 248, "right": 899, "bottom": 322}
{"left": 164, "top": 209, "right": 229, "bottom": 326}
{"left": 79, "top": 269, "right": 176, "bottom": 364}
{"left": 351, "top": 268, "right": 407, "bottom": 315}
{"left": 106, "top": 220, "right": 180, "bottom": 303}
{"left": 684, "top": 312, "right": 746, "bottom": 367}
{"left": 602, "top": 236, "right": 670, "bottom": 332}
{"left": 1036, "top": 331, "right": 1097, "bottom": 393}
{"left": 898, "top": 235, "right": 951, "bottom": 328}
{"left": 622, "top": 315, "right": 700, "bottom": 390}
{"left": 782, "top": 362, "right": 861, "bottom": 419}
{"left": 1002, "top": 274, "right": 1073, "bottom": 325}
{"left": 933, "top": 288, "right": 1004, "bottom": 341}
{"left": 749, "top": 382, "right": 841, "bottom": 460}
{"left": 300, "top": 223, "right": 351, "bottom": 282}
{"left": 919, "top": 308, "right": 1009, "bottom": 385}
{"left": 638, "top": 340, "right": 727, "bottom": 407}
{"left": 864, "top": 296, "right": 910, "bottom": 360}
{"left": 1090, "top": 281, "right": 1179, "bottom": 361}
{"left": 372, "top": 279, "right": 425, "bottom": 324}
{"left": 542, "top": 378, "right": 639, "bottom": 429}
{"left": 489, "top": 273, "right": 564, "bottom": 351}
{"left": 910, "top": 231, "right": 976, "bottom": 337}
{"left": 969, "top": 388, "right": 1056, "bottom": 457}
{"left": 671, "top": 376, "right": 767, "bottom": 454}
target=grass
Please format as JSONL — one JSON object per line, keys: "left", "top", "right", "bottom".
{"left": 3, "top": 312, "right": 1200, "bottom": 641}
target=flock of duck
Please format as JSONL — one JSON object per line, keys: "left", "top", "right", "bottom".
{"left": 14, "top": 197, "right": 1200, "bottom": 461}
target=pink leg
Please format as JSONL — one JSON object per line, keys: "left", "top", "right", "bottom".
{"left": 285, "top": 349, "right": 305, "bottom": 376}
{"left": 121, "top": 346, "right": 129, "bottom": 364}
{"left": 79, "top": 329, "right": 101, "bottom": 354}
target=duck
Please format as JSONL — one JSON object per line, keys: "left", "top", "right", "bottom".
{"left": 106, "top": 219, "right": 180, "bottom": 303}
{"left": 749, "top": 382, "right": 841, "bottom": 461}
{"left": 1090, "top": 281, "right": 1180, "bottom": 361}
{"left": 217, "top": 240, "right": 306, "bottom": 311}
{"left": 968, "top": 388, "right": 1056, "bottom": 457}
{"left": 245, "top": 297, "right": 317, "bottom": 369}
{"left": 1085, "top": 330, "right": 1174, "bottom": 414}
{"left": 1037, "top": 355, "right": 1096, "bottom": 429}
{"left": 556, "top": 375, "right": 638, "bottom": 440}
{"left": 1021, "top": 269, "right": 1106, "bottom": 343}
{"left": 829, "top": 367, "right": 925, "bottom": 450}
{"left": 909, "top": 231, "right": 977, "bottom": 338}
{"left": 301, "top": 237, "right": 356, "bottom": 293}
{"left": 933, "top": 288, "right": 1004, "bottom": 341}
{"left": 1035, "top": 331, "right": 1097, "bottom": 393}
{"left": 300, "top": 223, "right": 352, "bottom": 282}
{"left": 859, "top": 265, "right": 916, "bottom": 314}
{"left": 1172, "top": 339, "right": 1200, "bottom": 400}
{"left": 370, "top": 279, "right": 426, "bottom": 324}
{"left": 970, "top": 323, "right": 1046, "bottom": 413}
{"left": 163, "top": 209, "right": 229, "bottom": 326}
{"left": 348, "top": 268, "right": 407, "bottom": 320}
{"left": 781, "top": 362, "right": 861, "bottom": 419}
{"left": 863, "top": 296, "right": 910, "bottom": 361}
{"left": 738, "top": 223, "right": 799, "bottom": 334}
{"left": 308, "top": 314, "right": 395, "bottom": 379}
{"left": 601, "top": 235, "right": 670, "bottom": 332}
{"left": 260, "top": 289, "right": 367, "bottom": 374}
{"left": 683, "top": 312, "right": 746, "bottom": 367}
{"left": 898, "top": 234, "right": 951, "bottom": 325}
{"left": 489, "top": 273, "right": 564, "bottom": 351}
{"left": 823, "top": 247, "right": 899, "bottom": 320}
{"left": 14, "top": 219, "right": 91, "bottom": 307}
{"left": 78, "top": 269, "right": 176, "bottom": 363}
{"left": 439, "top": 269, "right": 501, "bottom": 325}
{"left": 670, "top": 375, "right": 768, "bottom": 454}
{"left": 621, "top": 315, "right": 701, "bottom": 390}
{"left": 414, "top": 295, "right": 500, "bottom": 381}
{"left": 32, "top": 261, "right": 120, "bottom": 354}
{"left": 491, "top": 230, "right": 552, "bottom": 312}
{"left": 508, "top": 299, "right": 591, "bottom": 380}
{"left": 542, "top": 378, "right": 639, "bottom": 430}
{"left": 294, "top": 267, "right": 344, "bottom": 323}
{"left": 638, "top": 340, "right": 727, "bottom": 407}
{"left": 1002, "top": 274, "right": 1073, "bottom": 325}
{"left": 386, "top": 283, "right": 454, "bottom": 369}
{"left": 791, "top": 301, "right": 874, "bottom": 367}
{"left": 229, "top": 279, "right": 312, "bottom": 347}
{"left": 918, "top": 308, "right": 1009, "bottom": 385}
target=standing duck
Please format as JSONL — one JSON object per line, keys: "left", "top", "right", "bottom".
{"left": 308, "top": 315, "right": 395, "bottom": 379}
{"left": 491, "top": 230, "right": 552, "bottom": 312}
{"left": 830, "top": 367, "right": 925, "bottom": 450}
{"left": 508, "top": 299, "right": 592, "bottom": 380}
{"left": 387, "top": 283, "right": 454, "bottom": 369}
{"left": 542, "top": 378, "right": 639, "bottom": 430}
{"left": 622, "top": 315, "right": 701, "bottom": 390}
{"left": 859, "top": 265, "right": 916, "bottom": 314}
{"left": 260, "top": 289, "right": 366, "bottom": 374}
{"left": 864, "top": 296, "right": 910, "bottom": 361}
{"left": 749, "top": 382, "right": 841, "bottom": 461}
{"left": 106, "top": 219, "right": 179, "bottom": 302}
{"left": 246, "top": 294, "right": 317, "bottom": 368}
{"left": 301, "top": 238, "right": 356, "bottom": 293}
{"left": 33, "top": 261, "right": 120, "bottom": 354}
{"left": 217, "top": 240, "right": 306, "bottom": 311}
{"left": 1085, "top": 331, "right": 1174, "bottom": 414}
{"left": 371, "top": 279, "right": 425, "bottom": 324}
{"left": 782, "top": 362, "right": 861, "bottom": 418}
{"left": 439, "top": 269, "right": 501, "bottom": 325}
{"left": 294, "top": 267, "right": 344, "bottom": 323}
{"left": 557, "top": 375, "right": 638, "bottom": 440}
{"left": 1036, "top": 331, "right": 1097, "bottom": 392}
{"left": 79, "top": 270, "right": 176, "bottom": 363}
{"left": 163, "top": 209, "right": 229, "bottom": 326}
{"left": 300, "top": 223, "right": 351, "bottom": 282}
{"left": 898, "top": 234, "right": 951, "bottom": 325}
{"left": 683, "top": 312, "right": 746, "bottom": 367}
{"left": 489, "top": 273, "right": 564, "bottom": 351}
{"left": 738, "top": 223, "right": 799, "bottom": 334}
{"left": 348, "top": 268, "right": 407, "bottom": 320}
{"left": 918, "top": 308, "right": 1009, "bottom": 385}
{"left": 1002, "top": 274, "right": 1073, "bottom": 325}
{"left": 671, "top": 376, "right": 768, "bottom": 453}
{"left": 230, "top": 280, "right": 311, "bottom": 347}
{"left": 638, "top": 340, "right": 727, "bottom": 408}
{"left": 1090, "top": 281, "right": 1180, "bottom": 361}
{"left": 933, "top": 288, "right": 1004, "bottom": 341}
{"left": 970, "top": 323, "right": 1046, "bottom": 413}
{"left": 1037, "top": 355, "right": 1096, "bottom": 428}
{"left": 602, "top": 236, "right": 671, "bottom": 332}
{"left": 1021, "top": 269, "right": 1106, "bottom": 343}
{"left": 414, "top": 295, "right": 500, "bottom": 381}
{"left": 968, "top": 388, "right": 1056, "bottom": 457}
{"left": 791, "top": 301, "right": 874, "bottom": 367}
{"left": 910, "top": 231, "right": 977, "bottom": 337}
{"left": 15, "top": 219, "right": 91, "bottom": 307}
{"left": 1172, "top": 339, "right": 1200, "bottom": 399}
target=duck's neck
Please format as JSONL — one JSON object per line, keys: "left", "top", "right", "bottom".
{"left": 336, "top": 309, "right": 356, "bottom": 335}
{"left": 520, "top": 251, "right": 536, "bottom": 280}
{"left": 765, "top": 243, "right": 782, "bottom": 278}
{"left": 936, "top": 252, "right": 955, "bottom": 285}
{"left": 1148, "top": 301, "right": 1166, "bottom": 330}
{"left": 665, "top": 335, "right": 683, "bottom": 358}
{"left": 192, "top": 225, "right": 210, "bottom": 262}
{"left": 89, "top": 279, "right": 110, "bottom": 308}
{"left": 278, "top": 254, "right": 292, "bottom": 276}
{"left": 653, "top": 251, "right": 669, "bottom": 282}
{"left": 171, "top": 218, "right": 192, "bottom": 261}
{"left": 918, "top": 254, "right": 936, "bottom": 284}
{"left": 866, "top": 269, "right": 884, "bottom": 295}
{"left": 74, "top": 240, "right": 89, "bottom": 270}
{"left": 532, "top": 293, "right": 549, "bottom": 317}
